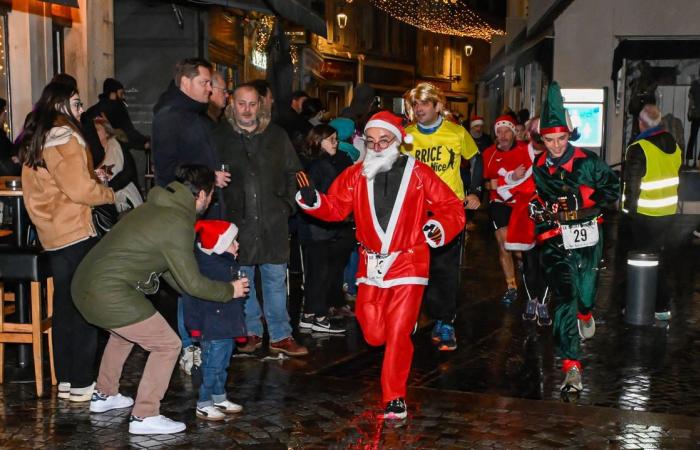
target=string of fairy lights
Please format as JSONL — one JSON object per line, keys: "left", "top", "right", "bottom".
{"left": 368, "top": 0, "right": 504, "bottom": 41}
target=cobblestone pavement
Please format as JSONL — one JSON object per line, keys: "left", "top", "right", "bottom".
{"left": 0, "top": 212, "right": 699, "bottom": 449}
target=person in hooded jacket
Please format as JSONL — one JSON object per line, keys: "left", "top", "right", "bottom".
{"left": 297, "top": 125, "right": 354, "bottom": 333}
{"left": 329, "top": 117, "right": 361, "bottom": 162}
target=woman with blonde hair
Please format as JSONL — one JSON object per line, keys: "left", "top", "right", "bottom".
{"left": 19, "top": 81, "right": 115, "bottom": 401}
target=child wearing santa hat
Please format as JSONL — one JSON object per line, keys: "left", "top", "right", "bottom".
{"left": 182, "top": 219, "right": 250, "bottom": 421}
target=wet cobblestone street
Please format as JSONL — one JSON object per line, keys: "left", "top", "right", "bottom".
{"left": 0, "top": 212, "right": 699, "bottom": 449}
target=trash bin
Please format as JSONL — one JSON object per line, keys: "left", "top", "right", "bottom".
{"left": 624, "top": 252, "right": 658, "bottom": 326}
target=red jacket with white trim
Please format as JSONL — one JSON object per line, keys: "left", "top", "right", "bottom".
{"left": 297, "top": 157, "right": 465, "bottom": 287}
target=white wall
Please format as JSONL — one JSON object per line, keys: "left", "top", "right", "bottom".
{"left": 7, "top": 0, "right": 114, "bottom": 138}
{"left": 7, "top": 1, "right": 54, "bottom": 136}
{"left": 553, "top": 0, "right": 700, "bottom": 164}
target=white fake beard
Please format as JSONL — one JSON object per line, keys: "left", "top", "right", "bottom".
{"left": 362, "top": 142, "right": 400, "bottom": 180}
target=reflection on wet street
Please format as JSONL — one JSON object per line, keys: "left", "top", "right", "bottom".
{"left": 1, "top": 211, "right": 699, "bottom": 448}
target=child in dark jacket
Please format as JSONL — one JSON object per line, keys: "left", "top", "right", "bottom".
{"left": 183, "top": 220, "right": 249, "bottom": 421}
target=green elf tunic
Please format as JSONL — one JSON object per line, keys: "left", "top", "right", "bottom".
{"left": 532, "top": 144, "right": 619, "bottom": 363}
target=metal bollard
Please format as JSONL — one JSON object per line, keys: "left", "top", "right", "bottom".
{"left": 624, "top": 252, "right": 658, "bottom": 326}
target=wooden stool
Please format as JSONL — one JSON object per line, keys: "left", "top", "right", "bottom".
{"left": 0, "top": 250, "right": 55, "bottom": 397}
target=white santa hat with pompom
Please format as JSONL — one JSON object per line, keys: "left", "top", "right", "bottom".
{"left": 364, "top": 110, "right": 413, "bottom": 144}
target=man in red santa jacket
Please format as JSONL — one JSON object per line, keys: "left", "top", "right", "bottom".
{"left": 482, "top": 115, "right": 532, "bottom": 304}
{"left": 296, "top": 111, "right": 465, "bottom": 420}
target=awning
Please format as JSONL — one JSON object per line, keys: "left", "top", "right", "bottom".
{"left": 196, "top": 0, "right": 327, "bottom": 38}
{"left": 611, "top": 39, "right": 700, "bottom": 95}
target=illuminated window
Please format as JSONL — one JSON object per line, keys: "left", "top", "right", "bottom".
{"left": 252, "top": 50, "right": 267, "bottom": 70}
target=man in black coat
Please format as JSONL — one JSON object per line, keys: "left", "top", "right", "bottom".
{"left": 151, "top": 58, "right": 229, "bottom": 189}
{"left": 212, "top": 83, "right": 308, "bottom": 357}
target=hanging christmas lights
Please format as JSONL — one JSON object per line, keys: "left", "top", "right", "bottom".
{"left": 369, "top": 0, "right": 503, "bottom": 41}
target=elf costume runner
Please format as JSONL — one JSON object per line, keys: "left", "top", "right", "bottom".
{"left": 532, "top": 82, "right": 619, "bottom": 394}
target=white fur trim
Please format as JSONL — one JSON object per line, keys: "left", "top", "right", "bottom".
{"left": 212, "top": 223, "right": 238, "bottom": 254}
{"left": 357, "top": 276, "right": 429, "bottom": 287}
{"left": 494, "top": 120, "right": 516, "bottom": 134}
{"left": 470, "top": 119, "right": 484, "bottom": 127}
{"left": 504, "top": 242, "right": 535, "bottom": 251}
{"left": 295, "top": 190, "right": 321, "bottom": 210}
{"left": 365, "top": 119, "right": 403, "bottom": 143}
{"left": 45, "top": 125, "right": 86, "bottom": 148}
{"left": 423, "top": 219, "right": 445, "bottom": 248}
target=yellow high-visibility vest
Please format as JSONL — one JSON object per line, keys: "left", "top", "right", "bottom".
{"left": 623, "top": 138, "right": 681, "bottom": 216}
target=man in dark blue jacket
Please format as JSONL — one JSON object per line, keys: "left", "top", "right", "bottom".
{"left": 152, "top": 58, "right": 229, "bottom": 189}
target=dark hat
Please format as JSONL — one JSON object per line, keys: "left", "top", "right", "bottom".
{"left": 102, "top": 78, "right": 124, "bottom": 95}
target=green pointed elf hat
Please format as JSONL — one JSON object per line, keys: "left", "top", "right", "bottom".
{"left": 539, "top": 81, "right": 574, "bottom": 135}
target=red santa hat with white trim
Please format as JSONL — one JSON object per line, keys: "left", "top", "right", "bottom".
{"left": 493, "top": 115, "right": 517, "bottom": 135}
{"left": 195, "top": 220, "right": 238, "bottom": 255}
{"left": 470, "top": 115, "right": 484, "bottom": 127}
{"left": 364, "top": 111, "right": 413, "bottom": 144}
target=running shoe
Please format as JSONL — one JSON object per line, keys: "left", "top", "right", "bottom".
{"left": 383, "top": 398, "right": 407, "bottom": 420}
{"left": 560, "top": 366, "right": 583, "bottom": 393}
{"left": 536, "top": 302, "right": 552, "bottom": 326}
{"left": 501, "top": 288, "right": 518, "bottom": 305}
{"left": 577, "top": 314, "right": 596, "bottom": 339}
{"left": 438, "top": 323, "right": 457, "bottom": 351}
{"left": 522, "top": 299, "right": 537, "bottom": 321}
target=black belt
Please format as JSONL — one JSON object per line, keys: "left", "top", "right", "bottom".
{"left": 558, "top": 207, "right": 600, "bottom": 223}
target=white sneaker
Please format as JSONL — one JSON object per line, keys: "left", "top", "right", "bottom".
{"left": 58, "top": 382, "right": 71, "bottom": 399}
{"left": 69, "top": 382, "right": 96, "bottom": 402}
{"left": 129, "top": 415, "right": 186, "bottom": 435}
{"left": 90, "top": 392, "right": 135, "bottom": 413}
{"left": 214, "top": 399, "right": 243, "bottom": 414}
{"left": 561, "top": 366, "right": 583, "bottom": 393}
{"left": 179, "top": 346, "right": 195, "bottom": 375}
{"left": 196, "top": 405, "right": 225, "bottom": 421}
{"left": 577, "top": 315, "right": 596, "bottom": 340}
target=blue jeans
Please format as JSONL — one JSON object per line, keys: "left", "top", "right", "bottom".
{"left": 241, "top": 263, "right": 292, "bottom": 343}
{"left": 177, "top": 296, "right": 192, "bottom": 348}
{"left": 197, "top": 339, "right": 234, "bottom": 407}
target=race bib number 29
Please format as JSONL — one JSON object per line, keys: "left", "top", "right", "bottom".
{"left": 561, "top": 219, "right": 599, "bottom": 250}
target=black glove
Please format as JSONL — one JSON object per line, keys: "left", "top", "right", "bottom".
{"left": 296, "top": 171, "right": 317, "bottom": 206}
{"left": 300, "top": 186, "right": 317, "bottom": 206}
{"left": 423, "top": 223, "right": 443, "bottom": 246}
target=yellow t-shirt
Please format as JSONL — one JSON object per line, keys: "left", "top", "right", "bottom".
{"left": 403, "top": 120, "right": 478, "bottom": 200}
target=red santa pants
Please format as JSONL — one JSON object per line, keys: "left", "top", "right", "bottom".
{"left": 355, "top": 283, "right": 424, "bottom": 403}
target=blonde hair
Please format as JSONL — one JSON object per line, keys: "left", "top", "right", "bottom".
{"left": 403, "top": 82, "right": 446, "bottom": 122}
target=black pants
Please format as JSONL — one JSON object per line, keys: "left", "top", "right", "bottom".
{"left": 522, "top": 246, "right": 547, "bottom": 303}
{"left": 423, "top": 232, "right": 463, "bottom": 323}
{"left": 49, "top": 237, "right": 99, "bottom": 388}
{"left": 687, "top": 119, "right": 700, "bottom": 164}
{"left": 629, "top": 215, "right": 674, "bottom": 312}
{"left": 302, "top": 237, "right": 355, "bottom": 315}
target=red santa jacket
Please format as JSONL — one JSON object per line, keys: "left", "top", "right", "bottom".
{"left": 297, "top": 157, "right": 465, "bottom": 288}
{"left": 484, "top": 142, "right": 537, "bottom": 251}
